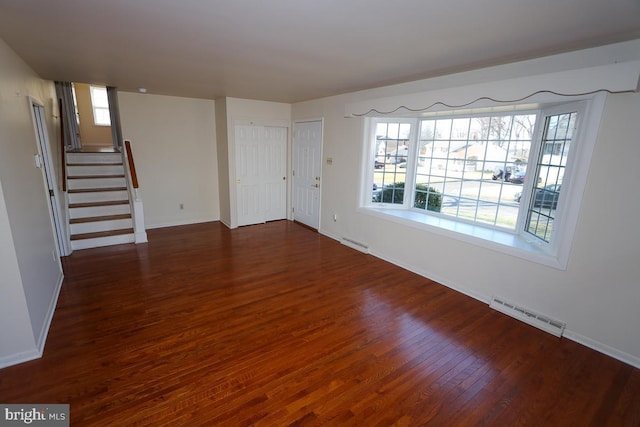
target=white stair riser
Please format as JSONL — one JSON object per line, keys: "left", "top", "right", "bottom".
{"left": 69, "top": 204, "right": 131, "bottom": 219}
{"left": 71, "top": 218, "right": 133, "bottom": 235}
{"left": 68, "top": 177, "right": 127, "bottom": 190}
{"left": 67, "top": 165, "right": 124, "bottom": 176}
{"left": 68, "top": 190, "right": 129, "bottom": 204}
{"left": 71, "top": 234, "right": 135, "bottom": 251}
{"left": 65, "top": 150, "right": 141, "bottom": 251}
{"left": 66, "top": 153, "right": 122, "bottom": 164}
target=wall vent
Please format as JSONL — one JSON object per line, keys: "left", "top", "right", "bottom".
{"left": 490, "top": 296, "right": 566, "bottom": 337}
{"left": 341, "top": 237, "right": 369, "bottom": 254}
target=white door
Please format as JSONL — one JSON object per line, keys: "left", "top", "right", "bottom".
{"left": 293, "top": 120, "right": 322, "bottom": 229}
{"left": 235, "top": 124, "right": 287, "bottom": 227}
{"left": 263, "top": 126, "right": 287, "bottom": 222}
{"left": 31, "top": 100, "right": 69, "bottom": 256}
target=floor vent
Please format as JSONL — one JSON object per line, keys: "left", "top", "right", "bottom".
{"left": 341, "top": 237, "right": 369, "bottom": 254}
{"left": 490, "top": 296, "right": 565, "bottom": 337}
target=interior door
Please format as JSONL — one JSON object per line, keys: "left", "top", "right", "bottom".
{"left": 293, "top": 120, "right": 322, "bottom": 229}
{"left": 263, "top": 126, "right": 287, "bottom": 222}
{"left": 236, "top": 125, "right": 264, "bottom": 227}
{"left": 235, "top": 124, "right": 287, "bottom": 227}
{"left": 31, "top": 100, "right": 68, "bottom": 256}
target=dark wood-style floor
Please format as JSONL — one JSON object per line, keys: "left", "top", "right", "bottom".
{"left": 1, "top": 221, "right": 638, "bottom": 426}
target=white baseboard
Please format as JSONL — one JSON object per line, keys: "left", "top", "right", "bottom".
{"left": 0, "top": 348, "right": 41, "bottom": 370}
{"left": 368, "top": 247, "right": 490, "bottom": 304}
{"left": 321, "top": 230, "right": 640, "bottom": 369}
{"left": 146, "top": 217, "right": 218, "bottom": 230}
{"left": 134, "top": 230, "right": 148, "bottom": 243}
{"left": 36, "top": 272, "right": 64, "bottom": 355}
{"left": 0, "top": 272, "right": 63, "bottom": 370}
{"left": 219, "top": 218, "right": 233, "bottom": 229}
{"left": 563, "top": 330, "right": 640, "bottom": 369}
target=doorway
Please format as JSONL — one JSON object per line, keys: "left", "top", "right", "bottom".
{"left": 56, "top": 82, "right": 122, "bottom": 153}
{"left": 292, "top": 120, "right": 323, "bottom": 230}
{"left": 30, "top": 98, "right": 69, "bottom": 256}
{"left": 73, "top": 83, "right": 114, "bottom": 151}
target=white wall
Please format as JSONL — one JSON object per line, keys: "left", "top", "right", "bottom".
{"left": 292, "top": 41, "right": 640, "bottom": 367}
{"left": 0, "top": 38, "right": 63, "bottom": 367}
{"left": 118, "top": 92, "right": 219, "bottom": 228}
{"left": 0, "top": 183, "right": 37, "bottom": 365}
{"left": 215, "top": 98, "right": 231, "bottom": 227}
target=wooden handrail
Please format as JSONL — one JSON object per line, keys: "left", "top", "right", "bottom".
{"left": 59, "top": 98, "right": 67, "bottom": 192}
{"left": 124, "top": 140, "right": 139, "bottom": 189}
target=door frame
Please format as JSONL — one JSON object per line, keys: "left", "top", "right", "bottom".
{"left": 29, "top": 97, "right": 70, "bottom": 257}
{"left": 292, "top": 118, "right": 324, "bottom": 230}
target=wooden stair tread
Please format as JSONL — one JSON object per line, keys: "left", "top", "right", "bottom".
{"left": 67, "top": 162, "right": 123, "bottom": 166}
{"left": 66, "top": 153, "right": 120, "bottom": 156}
{"left": 68, "top": 187, "right": 127, "bottom": 194}
{"left": 70, "top": 214, "right": 132, "bottom": 224}
{"left": 67, "top": 175, "right": 125, "bottom": 179}
{"left": 69, "top": 200, "right": 129, "bottom": 208}
{"left": 70, "top": 228, "right": 134, "bottom": 241}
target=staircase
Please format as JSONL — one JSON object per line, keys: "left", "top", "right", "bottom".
{"left": 66, "top": 152, "right": 135, "bottom": 250}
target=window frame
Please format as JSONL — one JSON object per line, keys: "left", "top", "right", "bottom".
{"left": 519, "top": 102, "right": 585, "bottom": 250}
{"left": 410, "top": 111, "right": 541, "bottom": 230}
{"left": 89, "top": 85, "right": 111, "bottom": 127}
{"left": 359, "top": 92, "right": 606, "bottom": 269}
{"left": 367, "top": 117, "right": 418, "bottom": 210}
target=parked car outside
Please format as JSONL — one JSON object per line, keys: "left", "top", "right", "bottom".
{"left": 509, "top": 168, "right": 541, "bottom": 184}
{"left": 509, "top": 169, "right": 527, "bottom": 184}
{"left": 492, "top": 166, "right": 512, "bottom": 182}
{"left": 514, "top": 184, "right": 561, "bottom": 209}
{"left": 372, "top": 183, "right": 382, "bottom": 202}
{"left": 386, "top": 146, "right": 408, "bottom": 164}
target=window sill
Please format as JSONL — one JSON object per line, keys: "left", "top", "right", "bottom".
{"left": 358, "top": 206, "right": 566, "bottom": 269}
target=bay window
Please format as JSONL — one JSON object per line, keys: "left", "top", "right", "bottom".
{"left": 362, "top": 94, "right": 604, "bottom": 268}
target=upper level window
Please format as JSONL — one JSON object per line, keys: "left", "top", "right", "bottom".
{"left": 89, "top": 85, "right": 111, "bottom": 126}
{"left": 362, "top": 95, "right": 602, "bottom": 268}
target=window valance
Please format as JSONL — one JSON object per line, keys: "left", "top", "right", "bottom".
{"left": 344, "top": 61, "right": 640, "bottom": 118}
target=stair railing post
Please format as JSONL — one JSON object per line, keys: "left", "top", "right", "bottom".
{"left": 123, "top": 140, "right": 147, "bottom": 244}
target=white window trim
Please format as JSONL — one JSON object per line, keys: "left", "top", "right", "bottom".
{"left": 89, "top": 85, "right": 111, "bottom": 127}
{"left": 366, "top": 117, "right": 417, "bottom": 210}
{"left": 359, "top": 92, "right": 606, "bottom": 270}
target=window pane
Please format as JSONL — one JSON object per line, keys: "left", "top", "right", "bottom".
{"left": 526, "top": 210, "right": 555, "bottom": 242}
{"left": 525, "top": 111, "right": 577, "bottom": 242}
{"left": 434, "top": 119, "right": 452, "bottom": 140}
{"left": 90, "top": 86, "right": 111, "bottom": 126}
{"left": 90, "top": 86, "right": 109, "bottom": 107}
{"left": 412, "top": 113, "right": 537, "bottom": 231}
{"left": 372, "top": 121, "right": 411, "bottom": 205}
{"left": 94, "top": 107, "right": 111, "bottom": 126}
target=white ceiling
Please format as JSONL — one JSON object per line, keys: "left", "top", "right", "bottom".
{"left": 1, "top": 0, "right": 639, "bottom": 103}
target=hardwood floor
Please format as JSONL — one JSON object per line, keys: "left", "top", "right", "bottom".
{"left": 1, "top": 221, "right": 638, "bottom": 426}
